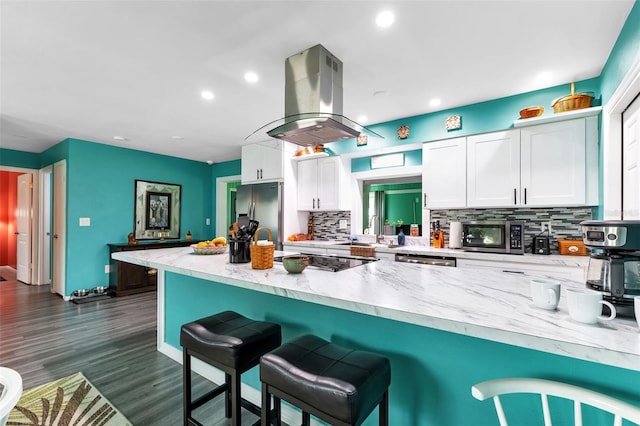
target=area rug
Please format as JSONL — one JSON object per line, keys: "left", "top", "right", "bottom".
{"left": 8, "top": 372, "right": 132, "bottom": 426}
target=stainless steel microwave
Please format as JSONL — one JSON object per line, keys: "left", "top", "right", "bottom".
{"left": 461, "top": 221, "right": 525, "bottom": 255}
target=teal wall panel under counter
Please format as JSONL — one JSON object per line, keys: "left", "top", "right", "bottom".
{"left": 164, "top": 272, "right": 640, "bottom": 426}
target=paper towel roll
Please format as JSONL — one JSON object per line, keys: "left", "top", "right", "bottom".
{"left": 449, "top": 221, "right": 462, "bottom": 249}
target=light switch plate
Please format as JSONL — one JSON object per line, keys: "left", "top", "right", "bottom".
{"left": 339, "top": 219, "right": 347, "bottom": 229}
{"left": 206, "top": 218, "right": 211, "bottom": 225}
{"left": 79, "top": 217, "right": 91, "bottom": 227}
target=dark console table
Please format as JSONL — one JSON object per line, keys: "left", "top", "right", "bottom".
{"left": 108, "top": 240, "right": 195, "bottom": 296}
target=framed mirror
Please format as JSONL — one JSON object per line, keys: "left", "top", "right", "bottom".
{"left": 134, "top": 180, "right": 181, "bottom": 239}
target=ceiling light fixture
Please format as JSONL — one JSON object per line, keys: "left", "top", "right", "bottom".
{"left": 244, "top": 71, "right": 259, "bottom": 83}
{"left": 376, "top": 10, "right": 395, "bottom": 28}
{"left": 113, "top": 136, "right": 127, "bottom": 141}
{"left": 429, "top": 98, "right": 442, "bottom": 107}
{"left": 201, "top": 90, "right": 214, "bottom": 100}
{"left": 172, "top": 136, "right": 184, "bottom": 140}
{"left": 358, "top": 115, "right": 368, "bottom": 123}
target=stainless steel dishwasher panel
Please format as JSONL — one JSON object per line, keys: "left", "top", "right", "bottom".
{"left": 395, "top": 253, "right": 456, "bottom": 267}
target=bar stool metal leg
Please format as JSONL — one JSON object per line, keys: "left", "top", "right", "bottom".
{"left": 379, "top": 390, "right": 389, "bottom": 426}
{"left": 183, "top": 349, "right": 191, "bottom": 426}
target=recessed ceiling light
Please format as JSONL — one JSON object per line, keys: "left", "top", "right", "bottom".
{"left": 244, "top": 71, "right": 259, "bottom": 83}
{"left": 113, "top": 136, "right": 127, "bottom": 141}
{"left": 201, "top": 90, "right": 215, "bottom": 100}
{"left": 358, "top": 115, "right": 368, "bottom": 123}
{"left": 206, "top": 160, "right": 213, "bottom": 165}
{"left": 429, "top": 98, "right": 442, "bottom": 107}
{"left": 172, "top": 136, "right": 184, "bottom": 140}
{"left": 376, "top": 10, "right": 395, "bottom": 28}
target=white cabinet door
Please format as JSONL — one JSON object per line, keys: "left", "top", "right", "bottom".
{"left": 422, "top": 138, "right": 466, "bottom": 208}
{"left": 297, "top": 159, "right": 317, "bottom": 210}
{"left": 241, "top": 140, "right": 284, "bottom": 184}
{"left": 317, "top": 157, "right": 340, "bottom": 210}
{"left": 467, "top": 130, "right": 520, "bottom": 207}
{"left": 520, "top": 119, "right": 586, "bottom": 206}
{"left": 297, "top": 156, "right": 342, "bottom": 211}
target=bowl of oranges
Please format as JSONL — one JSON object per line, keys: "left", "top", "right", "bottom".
{"left": 191, "top": 237, "right": 228, "bottom": 255}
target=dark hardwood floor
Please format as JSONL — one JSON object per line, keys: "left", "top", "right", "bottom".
{"left": 0, "top": 267, "right": 264, "bottom": 425}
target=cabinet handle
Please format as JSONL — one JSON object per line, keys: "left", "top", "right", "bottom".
{"left": 317, "top": 198, "right": 320, "bottom": 209}
{"left": 313, "top": 198, "right": 316, "bottom": 209}
{"left": 260, "top": 169, "right": 263, "bottom": 179}
{"left": 524, "top": 188, "right": 527, "bottom": 204}
{"left": 423, "top": 193, "right": 427, "bottom": 208}
{"left": 256, "top": 169, "right": 259, "bottom": 179}
{"left": 513, "top": 188, "right": 517, "bottom": 205}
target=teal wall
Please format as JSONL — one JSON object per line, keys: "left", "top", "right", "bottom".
{"left": 62, "top": 139, "right": 212, "bottom": 293}
{"left": 600, "top": 0, "right": 640, "bottom": 103}
{"left": 331, "top": 78, "right": 601, "bottom": 157}
{"left": 1, "top": 139, "right": 213, "bottom": 295}
{"left": 0, "top": 148, "right": 41, "bottom": 169}
{"left": 164, "top": 273, "right": 640, "bottom": 426}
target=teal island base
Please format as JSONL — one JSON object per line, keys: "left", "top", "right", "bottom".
{"left": 160, "top": 272, "right": 640, "bottom": 426}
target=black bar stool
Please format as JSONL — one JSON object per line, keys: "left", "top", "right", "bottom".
{"left": 180, "top": 310, "right": 281, "bottom": 426}
{"left": 260, "top": 334, "right": 391, "bottom": 426}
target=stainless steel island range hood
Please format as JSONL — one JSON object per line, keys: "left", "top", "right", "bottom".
{"left": 248, "top": 44, "right": 380, "bottom": 146}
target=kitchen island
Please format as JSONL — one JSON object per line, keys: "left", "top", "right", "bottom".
{"left": 112, "top": 246, "right": 640, "bottom": 426}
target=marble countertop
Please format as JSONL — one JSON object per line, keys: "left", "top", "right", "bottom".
{"left": 112, "top": 246, "right": 639, "bottom": 371}
{"left": 283, "top": 240, "right": 590, "bottom": 268}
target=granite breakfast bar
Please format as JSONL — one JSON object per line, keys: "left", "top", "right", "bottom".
{"left": 112, "top": 246, "right": 640, "bottom": 425}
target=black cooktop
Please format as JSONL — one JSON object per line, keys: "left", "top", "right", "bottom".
{"left": 274, "top": 253, "right": 377, "bottom": 272}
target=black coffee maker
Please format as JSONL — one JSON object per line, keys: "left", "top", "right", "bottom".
{"left": 581, "top": 220, "right": 640, "bottom": 317}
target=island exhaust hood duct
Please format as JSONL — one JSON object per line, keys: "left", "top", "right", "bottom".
{"left": 263, "top": 44, "right": 370, "bottom": 146}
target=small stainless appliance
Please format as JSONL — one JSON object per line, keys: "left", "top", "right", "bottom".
{"left": 533, "top": 236, "right": 551, "bottom": 255}
{"left": 462, "top": 221, "right": 525, "bottom": 255}
{"left": 581, "top": 220, "right": 640, "bottom": 317}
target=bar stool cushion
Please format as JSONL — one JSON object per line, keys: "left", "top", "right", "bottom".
{"left": 180, "top": 310, "right": 281, "bottom": 372}
{"left": 260, "top": 334, "right": 391, "bottom": 425}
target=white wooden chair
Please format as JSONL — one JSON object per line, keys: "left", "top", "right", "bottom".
{"left": 472, "top": 377, "right": 640, "bottom": 426}
{"left": 0, "top": 367, "right": 22, "bottom": 426}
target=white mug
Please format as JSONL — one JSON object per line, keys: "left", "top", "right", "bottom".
{"left": 566, "top": 288, "right": 616, "bottom": 324}
{"left": 634, "top": 296, "right": 640, "bottom": 329}
{"left": 530, "top": 279, "right": 561, "bottom": 310}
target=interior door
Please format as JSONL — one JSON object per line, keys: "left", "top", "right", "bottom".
{"left": 52, "top": 160, "right": 66, "bottom": 296}
{"left": 622, "top": 94, "right": 640, "bottom": 219}
{"left": 16, "top": 173, "right": 32, "bottom": 283}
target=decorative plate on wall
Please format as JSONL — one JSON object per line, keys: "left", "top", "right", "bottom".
{"left": 397, "top": 125, "right": 409, "bottom": 139}
{"left": 446, "top": 115, "right": 461, "bottom": 131}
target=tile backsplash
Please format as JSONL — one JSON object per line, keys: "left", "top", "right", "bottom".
{"left": 309, "top": 211, "right": 351, "bottom": 240}
{"left": 309, "top": 207, "right": 593, "bottom": 253}
{"left": 431, "top": 207, "right": 593, "bottom": 254}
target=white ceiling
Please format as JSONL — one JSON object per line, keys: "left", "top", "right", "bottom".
{"left": 1, "top": 1, "right": 634, "bottom": 164}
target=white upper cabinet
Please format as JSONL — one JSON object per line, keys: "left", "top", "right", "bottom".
{"left": 520, "top": 118, "right": 586, "bottom": 206}
{"left": 297, "top": 156, "right": 345, "bottom": 211}
{"left": 467, "top": 130, "right": 520, "bottom": 207}
{"left": 464, "top": 117, "right": 598, "bottom": 208}
{"left": 422, "top": 137, "right": 467, "bottom": 209}
{"left": 241, "top": 140, "right": 285, "bottom": 184}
